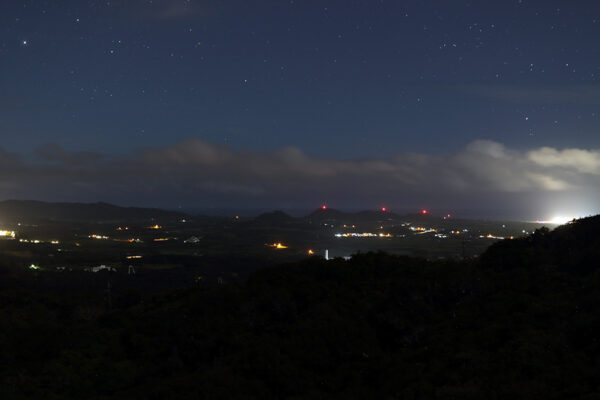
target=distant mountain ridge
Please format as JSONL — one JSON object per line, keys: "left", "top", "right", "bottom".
{"left": 0, "top": 201, "right": 541, "bottom": 227}
{"left": 0, "top": 201, "right": 431, "bottom": 225}
{"left": 303, "top": 207, "right": 430, "bottom": 224}
{"left": 0, "top": 200, "right": 188, "bottom": 223}
{"left": 253, "top": 210, "right": 298, "bottom": 225}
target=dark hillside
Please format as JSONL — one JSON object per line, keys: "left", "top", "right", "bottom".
{"left": 2, "top": 218, "right": 600, "bottom": 398}
{"left": 480, "top": 215, "right": 600, "bottom": 273}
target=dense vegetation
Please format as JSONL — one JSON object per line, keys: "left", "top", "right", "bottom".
{"left": 2, "top": 217, "right": 600, "bottom": 398}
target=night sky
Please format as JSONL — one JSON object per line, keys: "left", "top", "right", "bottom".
{"left": 2, "top": 0, "right": 600, "bottom": 219}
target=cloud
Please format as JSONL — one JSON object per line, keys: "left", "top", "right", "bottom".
{"left": 528, "top": 147, "right": 600, "bottom": 175}
{"left": 35, "top": 143, "right": 104, "bottom": 164}
{"left": 0, "top": 139, "right": 599, "bottom": 212}
{"left": 447, "top": 140, "right": 572, "bottom": 192}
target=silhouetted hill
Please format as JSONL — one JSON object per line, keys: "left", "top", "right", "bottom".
{"left": 253, "top": 210, "right": 297, "bottom": 225}
{"left": 305, "top": 207, "right": 348, "bottom": 222}
{"left": 4, "top": 215, "right": 600, "bottom": 397}
{"left": 0, "top": 200, "right": 188, "bottom": 223}
{"left": 354, "top": 210, "right": 398, "bottom": 219}
{"left": 4, "top": 247, "right": 600, "bottom": 398}
{"left": 480, "top": 215, "right": 600, "bottom": 273}
{"left": 304, "top": 207, "right": 438, "bottom": 225}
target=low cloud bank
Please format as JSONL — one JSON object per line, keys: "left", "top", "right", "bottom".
{"left": 1, "top": 139, "right": 599, "bottom": 212}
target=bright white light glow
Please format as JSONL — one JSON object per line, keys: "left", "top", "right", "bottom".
{"left": 549, "top": 216, "right": 574, "bottom": 225}
{"left": 536, "top": 215, "right": 577, "bottom": 225}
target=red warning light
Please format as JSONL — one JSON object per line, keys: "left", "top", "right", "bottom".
{"left": 421, "top": 209, "right": 428, "bottom": 215}
{"left": 321, "top": 205, "right": 327, "bottom": 210}
{"left": 381, "top": 207, "right": 387, "bottom": 212}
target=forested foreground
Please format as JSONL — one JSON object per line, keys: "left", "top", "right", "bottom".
{"left": 3, "top": 217, "right": 600, "bottom": 399}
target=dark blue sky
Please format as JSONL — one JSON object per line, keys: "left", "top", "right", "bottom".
{"left": 1, "top": 0, "right": 600, "bottom": 218}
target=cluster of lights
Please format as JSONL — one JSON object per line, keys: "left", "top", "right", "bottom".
{"left": 20, "top": 239, "right": 40, "bottom": 243}
{"left": 335, "top": 232, "right": 393, "bottom": 238}
{"left": 416, "top": 229, "right": 436, "bottom": 234}
{"left": 267, "top": 242, "right": 288, "bottom": 249}
{"left": 148, "top": 224, "right": 162, "bottom": 230}
{"left": 89, "top": 234, "right": 109, "bottom": 240}
{"left": 114, "top": 238, "right": 142, "bottom": 243}
{"left": 0, "top": 230, "right": 16, "bottom": 238}
{"left": 410, "top": 226, "right": 437, "bottom": 233}
{"left": 479, "top": 234, "right": 511, "bottom": 240}
{"left": 19, "top": 238, "right": 60, "bottom": 244}
{"left": 434, "top": 229, "right": 469, "bottom": 239}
